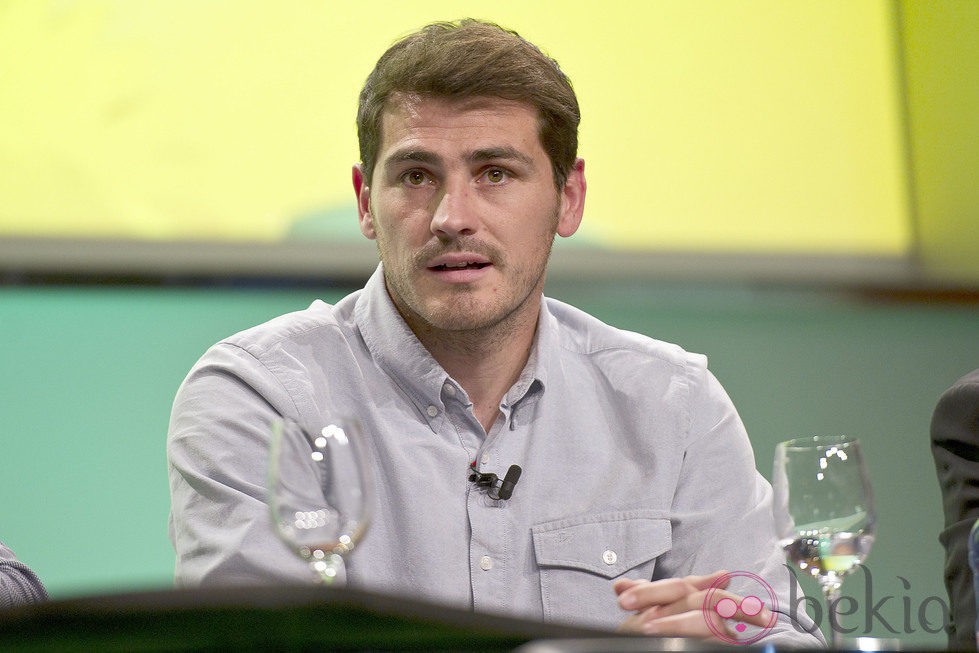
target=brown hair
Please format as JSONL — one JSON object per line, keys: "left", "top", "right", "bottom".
{"left": 357, "top": 19, "right": 580, "bottom": 189}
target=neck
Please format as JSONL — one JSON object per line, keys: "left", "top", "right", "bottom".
{"left": 412, "top": 304, "right": 539, "bottom": 434}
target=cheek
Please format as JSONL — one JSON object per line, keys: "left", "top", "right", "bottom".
{"left": 387, "top": 206, "right": 436, "bottom": 240}
{"left": 505, "top": 195, "right": 561, "bottom": 238}
{"left": 374, "top": 224, "right": 401, "bottom": 257}
{"left": 373, "top": 213, "right": 425, "bottom": 257}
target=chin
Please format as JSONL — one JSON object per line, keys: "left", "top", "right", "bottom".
{"left": 424, "top": 308, "right": 500, "bottom": 332}
{"left": 420, "top": 296, "right": 514, "bottom": 332}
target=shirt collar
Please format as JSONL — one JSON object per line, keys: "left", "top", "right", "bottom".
{"left": 354, "top": 266, "right": 450, "bottom": 424}
{"left": 505, "top": 299, "right": 555, "bottom": 408}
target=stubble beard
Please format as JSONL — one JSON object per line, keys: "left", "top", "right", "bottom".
{"left": 378, "top": 232, "right": 557, "bottom": 353}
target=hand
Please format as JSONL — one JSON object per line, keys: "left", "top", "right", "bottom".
{"left": 614, "top": 570, "right": 774, "bottom": 640}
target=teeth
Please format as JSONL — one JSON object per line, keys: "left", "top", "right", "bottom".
{"left": 444, "top": 261, "right": 473, "bottom": 268}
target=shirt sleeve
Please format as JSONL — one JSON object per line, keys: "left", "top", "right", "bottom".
{"left": 0, "top": 541, "right": 48, "bottom": 607}
{"left": 167, "top": 342, "right": 314, "bottom": 587}
{"left": 656, "top": 364, "right": 826, "bottom": 647}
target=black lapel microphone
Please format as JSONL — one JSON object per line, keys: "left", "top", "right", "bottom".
{"left": 469, "top": 462, "right": 522, "bottom": 500}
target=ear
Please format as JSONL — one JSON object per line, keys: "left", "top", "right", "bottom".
{"left": 556, "top": 158, "right": 586, "bottom": 238}
{"left": 352, "top": 164, "right": 376, "bottom": 240}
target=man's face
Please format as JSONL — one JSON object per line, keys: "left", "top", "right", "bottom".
{"left": 353, "top": 95, "right": 585, "bottom": 336}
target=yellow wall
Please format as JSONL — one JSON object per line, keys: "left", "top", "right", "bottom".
{"left": 901, "top": 0, "right": 979, "bottom": 283}
{"left": 1, "top": 1, "right": 910, "bottom": 255}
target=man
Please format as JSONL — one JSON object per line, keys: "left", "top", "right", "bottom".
{"left": 1, "top": 541, "right": 48, "bottom": 608}
{"left": 169, "top": 19, "right": 821, "bottom": 645}
{"left": 931, "top": 368, "right": 979, "bottom": 649}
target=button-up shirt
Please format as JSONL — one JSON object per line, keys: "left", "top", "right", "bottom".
{"left": 168, "top": 266, "right": 821, "bottom": 645}
{"left": 0, "top": 541, "right": 48, "bottom": 607}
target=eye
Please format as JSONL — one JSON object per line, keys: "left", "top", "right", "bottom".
{"left": 401, "top": 170, "right": 431, "bottom": 187}
{"left": 483, "top": 168, "right": 509, "bottom": 184}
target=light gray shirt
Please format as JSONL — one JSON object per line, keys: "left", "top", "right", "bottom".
{"left": 168, "top": 266, "right": 821, "bottom": 645}
{"left": 0, "top": 541, "right": 48, "bottom": 608}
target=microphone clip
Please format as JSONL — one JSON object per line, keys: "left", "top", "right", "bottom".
{"left": 469, "top": 462, "right": 522, "bottom": 500}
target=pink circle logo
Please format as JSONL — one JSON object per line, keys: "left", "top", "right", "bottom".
{"left": 701, "top": 571, "right": 779, "bottom": 645}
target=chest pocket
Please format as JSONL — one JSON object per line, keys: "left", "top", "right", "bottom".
{"left": 531, "top": 510, "right": 672, "bottom": 629}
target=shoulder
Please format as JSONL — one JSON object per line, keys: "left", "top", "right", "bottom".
{"left": 177, "top": 293, "right": 363, "bottom": 396}
{"left": 170, "top": 296, "right": 362, "bottom": 447}
{"left": 541, "top": 297, "right": 747, "bottom": 455}
{"left": 932, "top": 367, "right": 979, "bottom": 443}
{"left": 934, "top": 368, "right": 979, "bottom": 418}
{"left": 944, "top": 368, "right": 979, "bottom": 396}
{"left": 543, "top": 296, "right": 707, "bottom": 374}
{"left": 541, "top": 297, "right": 719, "bottom": 424}
{"left": 217, "top": 294, "right": 360, "bottom": 360}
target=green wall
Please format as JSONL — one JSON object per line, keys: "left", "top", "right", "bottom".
{"left": 2, "top": 281, "right": 975, "bottom": 647}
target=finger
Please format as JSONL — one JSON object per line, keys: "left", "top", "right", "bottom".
{"left": 618, "top": 611, "right": 646, "bottom": 634}
{"left": 638, "top": 605, "right": 761, "bottom": 644}
{"left": 688, "top": 569, "right": 730, "bottom": 591}
{"left": 617, "top": 577, "right": 694, "bottom": 611}
{"left": 617, "top": 570, "right": 728, "bottom": 612}
{"left": 638, "top": 610, "right": 718, "bottom": 639}
{"left": 641, "top": 586, "right": 774, "bottom": 631}
{"left": 612, "top": 577, "right": 643, "bottom": 596}
{"left": 640, "top": 588, "right": 707, "bottom": 619}
{"left": 651, "top": 587, "right": 775, "bottom": 629}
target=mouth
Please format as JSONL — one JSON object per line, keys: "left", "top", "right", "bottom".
{"left": 430, "top": 261, "right": 491, "bottom": 272}
{"left": 424, "top": 254, "right": 494, "bottom": 282}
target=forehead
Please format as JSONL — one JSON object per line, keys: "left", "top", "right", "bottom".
{"left": 377, "top": 94, "right": 544, "bottom": 157}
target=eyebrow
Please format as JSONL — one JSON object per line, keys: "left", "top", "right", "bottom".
{"left": 382, "top": 146, "right": 535, "bottom": 170}
{"left": 385, "top": 149, "right": 442, "bottom": 167}
{"left": 468, "top": 147, "right": 534, "bottom": 167}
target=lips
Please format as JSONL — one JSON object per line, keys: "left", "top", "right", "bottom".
{"left": 431, "top": 261, "right": 490, "bottom": 271}
{"left": 425, "top": 253, "right": 493, "bottom": 281}
{"left": 426, "top": 253, "right": 492, "bottom": 272}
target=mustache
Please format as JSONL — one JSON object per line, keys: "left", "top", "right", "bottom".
{"left": 413, "top": 238, "right": 504, "bottom": 268}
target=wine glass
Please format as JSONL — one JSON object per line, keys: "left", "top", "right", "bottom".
{"left": 772, "top": 435, "right": 875, "bottom": 647}
{"left": 267, "top": 416, "right": 372, "bottom": 584}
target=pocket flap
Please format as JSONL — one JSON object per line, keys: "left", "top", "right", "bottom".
{"left": 532, "top": 510, "right": 672, "bottom": 578}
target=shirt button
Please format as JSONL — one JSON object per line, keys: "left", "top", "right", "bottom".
{"left": 426, "top": 405, "right": 439, "bottom": 417}
{"left": 479, "top": 555, "right": 493, "bottom": 571}
{"left": 480, "top": 454, "right": 490, "bottom": 466}
{"left": 602, "top": 550, "right": 617, "bottom": 565}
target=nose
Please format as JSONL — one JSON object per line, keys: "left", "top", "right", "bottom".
{"left": 430, "top": 184, "right": 478, "bottom": 240}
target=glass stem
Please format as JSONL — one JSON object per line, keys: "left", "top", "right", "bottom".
{"left": 821, "top": 580, "right": 844, "bottom": 648}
